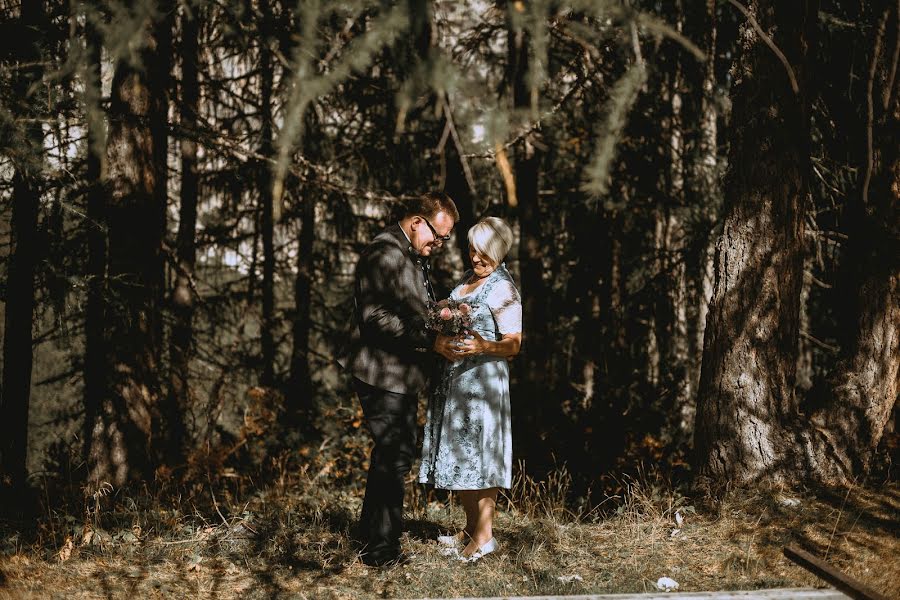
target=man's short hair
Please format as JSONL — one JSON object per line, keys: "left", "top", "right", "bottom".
{"left": 401, "top": 191, "right": 460, "bottom": 222}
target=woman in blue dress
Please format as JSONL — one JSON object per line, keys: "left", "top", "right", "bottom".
{"left": 419, "top": 216, "right": 523, "bottom": 562}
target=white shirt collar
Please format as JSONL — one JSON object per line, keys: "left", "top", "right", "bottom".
{"left": 398, "top": 222, "right": 412, "bottom": 245}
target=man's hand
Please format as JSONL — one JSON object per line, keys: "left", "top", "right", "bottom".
{"left": 433, "top": 334, "right": 461, "bottom": 362}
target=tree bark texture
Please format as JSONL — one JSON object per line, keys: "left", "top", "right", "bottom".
{"left": 288, "top": 105, "right": 321, "bottom": 422}
{"left": 800, "top": 2, "right": 899, "bottom": 481}
{"left": 0, "top": 0, "right": 44, "bottom": 499}
{"left": 89, "top": 2, "right": 173, "bottom": 485}
{"left": 165, "top": 0, "right": 201, "bottom": 463}
{"left": 694, "top": 1, "right": 818, "bottom": 483}
{"left": 259, "top": 0, "right": 277, "bottom": 388}
{"left": 83, "top": 16, "right": 107, "bottom": 468}
{"left": 680, "top": 0, "right": 719, "bottom": 438}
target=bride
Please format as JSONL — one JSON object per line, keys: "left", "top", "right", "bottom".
{"left": 419, "top": 216, "right": 522, "bottom": 562}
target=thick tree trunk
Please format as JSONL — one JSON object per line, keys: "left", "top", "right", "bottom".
{"left": 165, "top": 1, "right": 201, "bottom": 464}
{"left": 693, "top": 1, "right": 817, "bottom": 483}
{"left": 801, "top": 5, "right": 900, "bottom": 480}
{"left": 259, "top": 0, "right": 276, "bottom": 387}
{"left": 89, "top": 2, "right": 173, "bottom": 485}
{"left": 802, "top": 226, "right": 898, "bottom": 480}
{"left": 0, "top": 0, "right": 44, "bottom": 502}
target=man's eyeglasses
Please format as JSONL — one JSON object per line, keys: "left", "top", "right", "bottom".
{"left": 418, "top": 215, "right": 452, "bottom": 244}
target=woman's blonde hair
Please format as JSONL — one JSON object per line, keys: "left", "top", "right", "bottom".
{"left": 467, "top": 217, "right": 514, "bottom": 265}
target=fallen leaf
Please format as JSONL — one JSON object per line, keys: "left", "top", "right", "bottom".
{"left": 57, "top": 537, "right": 74, "bottom": 563}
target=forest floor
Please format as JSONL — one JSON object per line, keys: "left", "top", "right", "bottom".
{"left": 0, "top": 463, "right": 897, "bottom": 600}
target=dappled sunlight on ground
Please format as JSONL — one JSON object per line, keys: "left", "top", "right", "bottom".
{"left": 1, "top": 474, "right": 896, "bottom": 599}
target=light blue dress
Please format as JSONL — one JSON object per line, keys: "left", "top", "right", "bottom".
{"left": 418, "top": 264, "right": 522, "bottom": 490}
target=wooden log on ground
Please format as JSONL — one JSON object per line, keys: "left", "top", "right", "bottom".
{"left": 784, "top": 545, "right": 888, "bottom": 600}
{"left": 418, "top": 587, "right": 848, "bottom": 600}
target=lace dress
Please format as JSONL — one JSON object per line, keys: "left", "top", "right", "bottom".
{"left": 418, "top": 263, "right": 522, "bottom": 490}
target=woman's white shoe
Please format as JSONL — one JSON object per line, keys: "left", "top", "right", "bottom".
{"left": 458, "top": 537, "right": 498, "bottom": 563}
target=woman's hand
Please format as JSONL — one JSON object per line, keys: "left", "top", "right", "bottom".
{"left": 433, "top": 334, "right": 462, "bottom": 361}
{"left": 454, "top": 330, "right": 490, "bottom": 357}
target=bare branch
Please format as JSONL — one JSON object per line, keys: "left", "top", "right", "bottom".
{"left": 862, "top": 9, "right": 889, "bottom": 207}
{"left": 724, "top": 0, "right": 800, "bottom": 95}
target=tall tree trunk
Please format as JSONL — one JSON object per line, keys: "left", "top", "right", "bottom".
{"left": 89, "top": 2, "right": 173, "bottom": 485}
{"left": 259, "top": 0, "right": 276, "bottom": 387}
{"left": 444, "top": 121, "right": 476, "bottom": 257}
{"left": 681, "top": 0, "right": 719, "bottom": 438}
{"left": 509, "top": 11, "right": 548, "bottom": 452}
{"left": 287, "top": 94, "right": 321, "bottom": 422}
{"left": 0, "top": 0, "right": 44, "bottom": 504}
{"left": 693, "top": 1, "right": 817, "bottom": 483}
{"left": 568, "top": 198, "right": 607, "bottom": 473}
{"left": 83, "top": 15, "right": 107, "bottom": 469}
{"left": 656, "top": 206, "right": 690, "bottom": 437}
{"left": 589, "top": 209, "right": 628, "bottom": 470}
{"left": 802, "top": 210, "right": 899, "bottom": 481}
{"left": 288, "top": 176, "right": 315, "bottom": 421}
{"left": 801, "top": 3, "right": 899, "bottom": 481}
{"left": 657, "top": 23, "right": 692, "bottom": 437}
{"left": 165, "top": 0, "right": 201, "bottom": 464}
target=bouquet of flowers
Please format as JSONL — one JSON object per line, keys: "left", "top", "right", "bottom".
{"left": 425, "top": 298, "right": 474, "bottom": 337}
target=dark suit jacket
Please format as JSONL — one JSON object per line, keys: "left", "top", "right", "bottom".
{"left": 343, "top": 224, "right": 436, "bottom": 394}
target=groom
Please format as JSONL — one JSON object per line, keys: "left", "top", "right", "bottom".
{"left": 344, "top": 191, "right": 460, "bottom": 566}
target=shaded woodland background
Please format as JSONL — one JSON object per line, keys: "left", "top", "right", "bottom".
{"left": 0, "top": 0, "right": 897, "bottom": 514}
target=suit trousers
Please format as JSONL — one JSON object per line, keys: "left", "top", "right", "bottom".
{"left": 352, "top": 377, "right": 418, "bottom": 564}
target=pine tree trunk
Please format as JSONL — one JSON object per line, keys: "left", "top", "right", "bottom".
{"left": 287, "top": 102, "right": 320, "bottom": 422}
{"left": 0, "top": 0, "right": 44, "bottom": 501}
{"left": 657, "top": 206, "right": 690, "bottom": 435}
{"left": 693, "top": 1, "right": 817, "bottom": 483}
{"left": 444, "top": 130, "right": 476, "bottom": 257}
{"left": 682, "top": 0, "right": 719, "bottom": 438}
{"left": 660, "top": 35, "right": 692, "bottom": 435}
{"left": 649, "top": 2, "right": 692, "bottom": 427}
{"left": 685, "top": 234, "right": 715, "bottom": 434}
{"left": 802, "top": 221, "right": 899, "bottom": 480}
{"left": 83, "top": 17, "right": 107, "bottom": 468}
{"left": 166, "top": 1, "right": 201, "bottom": 463}
{"left": 259, "top": 0, "right": 276, "bottom": 388}
{"left": 89, "top": 3, "right": 173, "bottom": 485}
{"left": 509, "top": 17, "right": 548, "bottom": 427}
{"left": 568, "top": 201, "right": 601, "bottom": 408}
{"left": 590, "top": 210, "right": 628, "bottom": 468}
{"left": 288, "top": 181, "right": 315, "bottom": 420}
{"left": 800, "top": 5, "right": 899, "bottom": 481}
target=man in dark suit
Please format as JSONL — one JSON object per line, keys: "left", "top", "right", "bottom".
{"left": 344, "top": 191, "right": 460, "bottom": 566}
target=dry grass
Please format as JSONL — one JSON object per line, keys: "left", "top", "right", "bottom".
{"left": 1, "top": 465, "right": 897, "bottom": 600}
